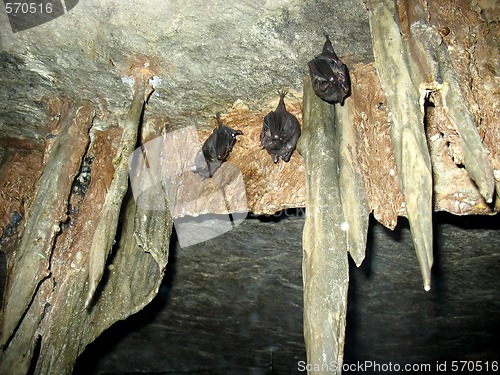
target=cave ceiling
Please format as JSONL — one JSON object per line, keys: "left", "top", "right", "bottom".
{"left": 0, "top": 0, "right": 373, "bottom": 139}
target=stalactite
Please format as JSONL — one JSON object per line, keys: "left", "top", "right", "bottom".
{"left": 132, "top": 117, "right": 172, "bottom": 270}
{"left": 0, "top": 1, "right": 496, "bottom": 374}
{"left": 0, "top": 100, "right": 94, "bottom": 374}
{"left": 85, "top": 77, "right": 153, "bottom": 308}
{"left": 400, "top": 0, "right": 496, "bottom": 204}
{"left": 299, "top": 75, "right": 369, "bottom": 374}
{"left": 337, "top": 100, "right": 370, "bottom": 266}
{"left": 368, "top": 0, "right": 434, "bottom": 291}
{"left": 299, "top": 78, "right": 348, "bottom": 374}
{"left": 0, "top": 70, "right": 174, "bottom": 374}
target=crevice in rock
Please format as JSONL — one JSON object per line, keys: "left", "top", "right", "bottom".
{"left": 0, "top": 211, "right": 23, "bottom": 241}
{"left": 0, "top": 252, "right": 6, "bottom": 310}
{"left": 86, "top": 188, "right": 134, "bottom": 313}
{"left": 26, "top": 335, "right": 41, "bottom": 375}
{"left": 422, "top": 92, "right": 435, "bottom": 131}
{"left": 67, "top": 157, "right": 94, "bottom": 226}
{"left": 1, "top": 272, "right": 52, "bottom": 352}
{"left": 85, "top": 77, "right": 153, "bottom": 308}
{"left": 70, "top": 156, "right": 94, "bottom": 199}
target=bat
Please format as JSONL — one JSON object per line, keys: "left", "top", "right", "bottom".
{"left": 191, "top": 114, "right": 243, "bottom": 178}
{"left": 307, "top": 34, "right": 351, "bottom": 104}
{"left": 260, "top": 91, "right": 301, "bottom": 163}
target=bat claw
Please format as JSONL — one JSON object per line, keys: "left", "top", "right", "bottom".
{"left": 277, "top": 89, "right": 288, "bottom": 98}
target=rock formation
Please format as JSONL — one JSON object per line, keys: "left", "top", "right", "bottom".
{"left": 0, "top": 0, "right": 497, "bottom": 374}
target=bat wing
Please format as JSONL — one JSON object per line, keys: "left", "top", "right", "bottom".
{"left": 215, "top": 124, "right": 243, "bottom": 161}
{"left": 339, "top": 65, "right": 351, "bottom": 94}
{"left": 214, "top": 127, "right": 234, "bottom": 161}
{"left": 308, "top": 58, "right": 336, "bottom": 81}
{"left": 198, "top": 119, "right": 242, "bottom": 177}
{"left": 275, "top": 111, "right": 287, "bottom": 139}
{"left": 202, "top": 133, "right": 217, "bottom": 162}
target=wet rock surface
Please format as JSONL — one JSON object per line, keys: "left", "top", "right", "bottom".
{"left": 73, "top": 213, "right": 499, "bottom": 375}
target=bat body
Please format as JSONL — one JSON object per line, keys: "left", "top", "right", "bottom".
{"left": 191, "top": 114, "right": 243, "bottom": 179}
{"left": 308, "top": 34, "right": 351, "bottom": 104}
{"left": 260, "top": 91, "right": 301, "bottom": 163}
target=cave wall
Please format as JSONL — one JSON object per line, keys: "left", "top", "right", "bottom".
{"left": 71, "top": 214, "right": 499, "bottom": 375}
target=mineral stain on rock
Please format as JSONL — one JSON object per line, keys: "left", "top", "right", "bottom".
{"left": 2, "top": 211, "right": 22, "bottom": 238}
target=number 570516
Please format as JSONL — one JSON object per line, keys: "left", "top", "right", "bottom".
{"left": 451, "top": 361, "right": 498, "bottom": 372}
{"left": 5, "top": 2, "right": 53, "bottom": 14}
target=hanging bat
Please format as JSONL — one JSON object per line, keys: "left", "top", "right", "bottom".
{"left": 260, "top": 91, "right": 301, "bottom": 163}
{"left": 191, "top": 114, "right": 243, "bottom": 178}
{"left": 308, "top": 34, "right": 351, "bottom": 104}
